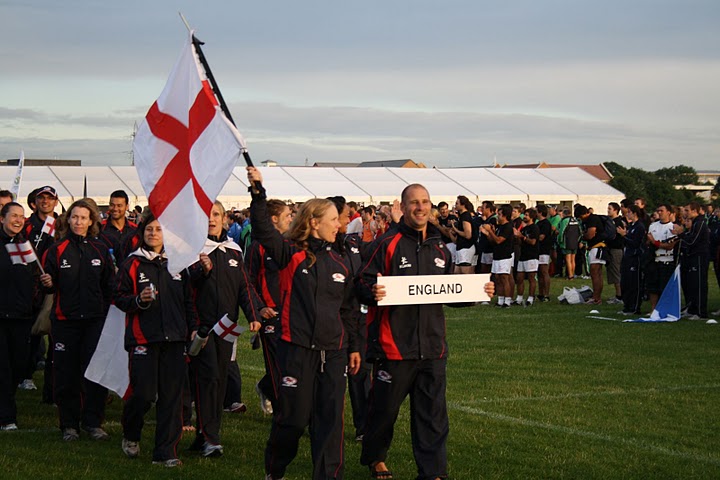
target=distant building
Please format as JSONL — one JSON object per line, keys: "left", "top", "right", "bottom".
{"left": 497, "top": 162, "right": 613, "bottom": 183}
{"left": 312, "top": 159, "right": 426, "bottom": 168}
{"left": 2, "top": 158, "right": 82, "bottom": 166}
{"left": 261, "top": 159, "right": 278, "bottom": 167}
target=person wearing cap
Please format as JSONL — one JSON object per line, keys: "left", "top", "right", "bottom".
{"left": 20, "top": 186, "right": 59, "bottom": 394}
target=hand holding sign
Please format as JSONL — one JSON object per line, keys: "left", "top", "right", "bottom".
{"left": 373, "top": 273, "right": 387, "bottom": 302}
{"left": 378, "top": 274, "right": 493, "bottom": 306}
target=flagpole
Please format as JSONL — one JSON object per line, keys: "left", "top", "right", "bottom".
{"left": 179, "top": 13, "right": 260, "bottom": 193}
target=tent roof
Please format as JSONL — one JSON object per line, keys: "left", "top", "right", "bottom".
{"left": 438, "top": 168, "right": 527, "bottom": 202}
{"left": 488, "top": 168, "right": 576, "bottom": 203}
{"left": 281, "top": 167, "right": 369, "bottom": 200}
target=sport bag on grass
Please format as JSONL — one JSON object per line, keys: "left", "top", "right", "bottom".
{"left": 558, "top": 286, "right": 593, "bottom": 305}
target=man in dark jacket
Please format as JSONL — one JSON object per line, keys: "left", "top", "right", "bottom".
{"left": 356, "top": 183, "right": 493, "bottom": 480}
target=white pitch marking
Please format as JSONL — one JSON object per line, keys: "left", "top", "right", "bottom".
{"left": 464, "top": 384, "right": 720, "bottom": 404}
{"left": 449, "top": 402, "right": 720, "bottom": 466}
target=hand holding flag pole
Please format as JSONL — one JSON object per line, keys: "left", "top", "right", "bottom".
{"left": 179, "top": 12, "right": 261, "bottom": 193}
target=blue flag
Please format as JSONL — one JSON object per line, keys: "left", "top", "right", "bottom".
{"left": 624, "top": 265, "right": 681, "bottom": 323}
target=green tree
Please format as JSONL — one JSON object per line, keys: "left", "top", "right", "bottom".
{"left": 654, "top": 165, "right": 698, "bottom": 186}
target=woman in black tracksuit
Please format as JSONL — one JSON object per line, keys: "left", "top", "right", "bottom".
{"left": 187, "top": 200, "right": 266, "bottom": 457}
{"left": 247, "top": 167, "right": 361, "bottom": 480}
{"left": 39, "top": 199, "right": 114, "bottom": 442}
{"left": 617, "top": 205, "right": 647, "bottom": 315}
{"left": 114, "top": 213, "right": 197, "bottom": 467}
{"left": 245, "top": 199, "right": 293, "bottom": 414}
{"left": 0, "top": 202, "right": 41, "bottom": 430}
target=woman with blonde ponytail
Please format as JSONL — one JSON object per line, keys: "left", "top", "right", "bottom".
{"left": 247, "top": 167, "right": 361, "bottom": 480}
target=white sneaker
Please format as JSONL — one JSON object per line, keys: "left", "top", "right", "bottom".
{"left": 256, "top": 383, "right": 273, "bottom": 415}
{"left": 1, "top": 423, "right": 18, "bottom": 431}
{"left": 223, "top": 402, "right": 247, "bottom": 413}
{"left": 152, "top": 458, "right": 182, "bottom": 467}
{"left": 711, "top": 309, "right": 720, "bottom": 316}
{"left": 686, "top": 314, "right": 702, "bottom": 321}
{"left": 18, "top": 379, "right": 37, "bottom": 390}
{"left": 202, "top": 442, "right": 224, "bottom": 457}
{"left": 122, "top": 438, "right": 140, "bottom": 458}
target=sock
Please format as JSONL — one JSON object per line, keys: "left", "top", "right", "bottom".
{"left": 504, "top": 297, "right": 512, "bottom": 306}
{"left": 515, "top": 295, "right": 523, "bottom": 303}
{"left": 498, "top": 296, "right": 505, "bottom": 305}
{"left": 528, "top": 296, "right": 534, "bottom": 304}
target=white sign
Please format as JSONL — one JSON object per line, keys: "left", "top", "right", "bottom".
{"left": 378, "top": 274, "right": 491, "bottom": 306}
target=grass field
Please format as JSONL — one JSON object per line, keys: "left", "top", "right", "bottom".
{"left": 2, "top": 277, "right": 719, "bottom": 479}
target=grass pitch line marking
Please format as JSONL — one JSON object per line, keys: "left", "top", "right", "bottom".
{"left": 465, "top": 384, "right": 720, "bottom": 404}
{"left": 586, "top": 315, "right": 622, "bottom": 321}
{"left": 449, "top": 402, "right": 720, "bottom": 466}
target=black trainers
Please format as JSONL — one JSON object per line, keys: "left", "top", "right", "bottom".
{"left": 83, "top": 426, "right": 110, "bottom": 441}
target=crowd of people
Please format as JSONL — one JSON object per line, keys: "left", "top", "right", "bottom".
{"left": 1, "top": 179, "right": 718, "bottom": 478}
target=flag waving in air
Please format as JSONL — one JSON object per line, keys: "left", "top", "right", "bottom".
{"left": 41, "top": 215, "right": 56, "bottom": 237}
{"left": 133, "top": 31, "right": 246, "bottom": 274}
{"left": 5, "top": 241, "right": 38, "bottom": 265}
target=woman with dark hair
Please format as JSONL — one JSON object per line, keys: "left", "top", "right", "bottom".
{"left": 186, "top": 200, "right": 267, "bottom": 457}
{"left": 39, "top": 199, "right": 115, "bottom": 442}
{"left": 244, "top": 199, "right": 293, "bottom": 415}
{"left": 452, "top": 195, "right": 478, "bottom": 274}
{"left": 114, "top": 212, "right": 197, "bottom": 467}
{"left": 0, "top": 202, "right": 41, "bottom": 431}
{"left": 247, "top": 167, "right": 360, "bottom": 480}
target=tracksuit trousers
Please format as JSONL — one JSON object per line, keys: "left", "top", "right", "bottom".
{"left": 265, "top": 341, "right": 347, "bottom": 480}
{"left": 681, "top": 255, "right": 709, "bottom": 318}
{"left": 189, "top": 332, "right": 233, "bottom": 446}
{"left": 0, "top": 319, "right": 31, "bottom": 425}
{"left": 621, "top": 256, "right": 642, "bottom": 314}
{"left": 361, "top": 358, "right": 449, "bottom": 480}
{"left": 257, "top": 316, "right": 280, "bottom": 408}
{"left": 348, "top": 344, "right": 371, "bottom": 439}
{"left": 122, "top": 341, "right": 185, "bottom": 462}
{"left": 50, "top": 318, "right": 107, "bottom": 431}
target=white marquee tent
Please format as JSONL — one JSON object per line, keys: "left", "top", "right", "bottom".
{"left": 0, "top": 165, "right": 622, "bottom": 214}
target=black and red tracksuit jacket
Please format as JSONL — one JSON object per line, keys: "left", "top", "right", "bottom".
{"left": 356, "top": 221, "right": 452, "bottom": 362}
{"left": 250, "top": 189, "right": 359, "bottom": 353}
{"left": 41, "top": 233, "right": 114, "bottom": 321}
{"left": 188, "top": 233, "right": 265, "bottom": 329}
{"left": 23, "top": 212, "right": 57, "bottom": 259}
{"left": 245, "top": 239, "right": 281, "bottom": 309}
{"left": 114, "top": 249, "right": 197, "bottom": 350}
{"left": 99, "top": 219, "right": 138, "bottom": 261}
{"left": 0, "top": 229, "right": 41, "bottom": 320}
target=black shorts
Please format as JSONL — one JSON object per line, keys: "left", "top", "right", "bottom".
{"left": 645, "top": 261, "right": 676, "bottom": 294}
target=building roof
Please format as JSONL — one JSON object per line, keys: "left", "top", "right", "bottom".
{"left": 498, "top": 162, "right": 613, "bottom": 182}
{"left": 3, "top": 158, "right": 82, "bottom": 166}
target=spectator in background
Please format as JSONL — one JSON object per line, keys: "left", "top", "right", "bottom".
{"left": 99, "top": 190, "right": 137, "bottom": 261}
{"left": 616, "top": 205, "right": 646, "bottom": 315}
{"left": 452, "top": 195, "right": 478, "bottom": 274}
{"left": 375, "top": 211, "right": 390, "bottom": 238}
{"left": 514, "top": 208, "right": 539, "bottom": 306}
{"left": 436, "top": 201, "right": 457, "bottom": 263}
{"left": 0, "top": 190, "right": 13, "bottom": 210}
{"left": 646, "top": 203, "right": 678, "bottom": 310}
{"left": 575, "top": 204, "right": 605, "bottom": 305}
{"left": 547, "top": 205, "right": 562, "bottom": 277}
{"left": 227, "top": 212, "right": 242, "bottom": 245}
{"left": 477, "top": 201, "right": 497, "bottom": 275}
{"left": 361, "top": 207, "right": 377, "bottom": 243}
{"left": 605, "top": 202, "right": 626, "bottom": 305}
{"left": 558, "top": 208, "right": 581, "bottom": 280}
{"left": 346, "top": 201, "right": 363, "bottom": 235}
{"left": 675, "top": 202, "right": 710, "bottom": 319}
{"left": 536, "top": 205, "right": 553, "bottom": 302}
{"left": 482, "top": 204, "right": 513, "bottom": 308}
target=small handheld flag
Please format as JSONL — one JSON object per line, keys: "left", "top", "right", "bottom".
{"left": 213, "top": 314, "right": 247, "bottom": 342}
{"left": 41, "top": 216, "right": 56, "bottom": 237}
{"left": 5, "top": 241, "right": 39, "bottom": 265}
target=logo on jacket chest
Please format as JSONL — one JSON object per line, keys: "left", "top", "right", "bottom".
{"left": 91, "top": 259, "right": 102, "bottom": 267}
{"left": 332, "top": 273, "right": 346, "bottom": 283}
{"left": 60, "top": 259, "right": 71, "bottom": 269}
{"left": 350, "top": 247, "right": 360, "bottom": 254}
{"left": 434, "top": 258, "right": 446, "bottom": 269}
{"left": 172, "top": 273, "right": 182, "bottom": 281}
{"left": 138, "top": 272, "right": 149, "bottom": 283}
{"left": 228, "top": 259, "right": 239, "bottom": 268}
{"left": 399, "top": 256, "right": 412, "bottom": 269}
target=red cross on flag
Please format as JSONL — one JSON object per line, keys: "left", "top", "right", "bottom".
{"left": 6, "top": 241, "right": 38, "bottom": 265}
{"left": 213, "top": 314, "right": 247, "bottom": 342}
{"left": 133, "top": 32, "right": 246, "bottom": 275}
{"left": 41, "top": 216, "right": 56, "bottom": 237}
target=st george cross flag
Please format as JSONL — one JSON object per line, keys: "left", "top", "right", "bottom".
{"left": 10, "top": 150, "right": 24, "bottom": 198}
{"left": 133, "top": 31, "right": 246, "bottom": 275}
{"left": 5, "top": 241, "right": 38, "bottom": 265}
{"left": 213, "top": 313, "right": 247, "bottom": 342}
{"left": 41, "top": 215, "right": 56, "bottom": 237}
{"left": 85, "top": 304, "right": 129, "bottom": 398}
{"left": 624, "top": 265, "right": 681, "bottom": 323}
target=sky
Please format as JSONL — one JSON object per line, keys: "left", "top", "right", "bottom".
{"left": 1, "top": 0, "right": 719, "bottom": 170}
